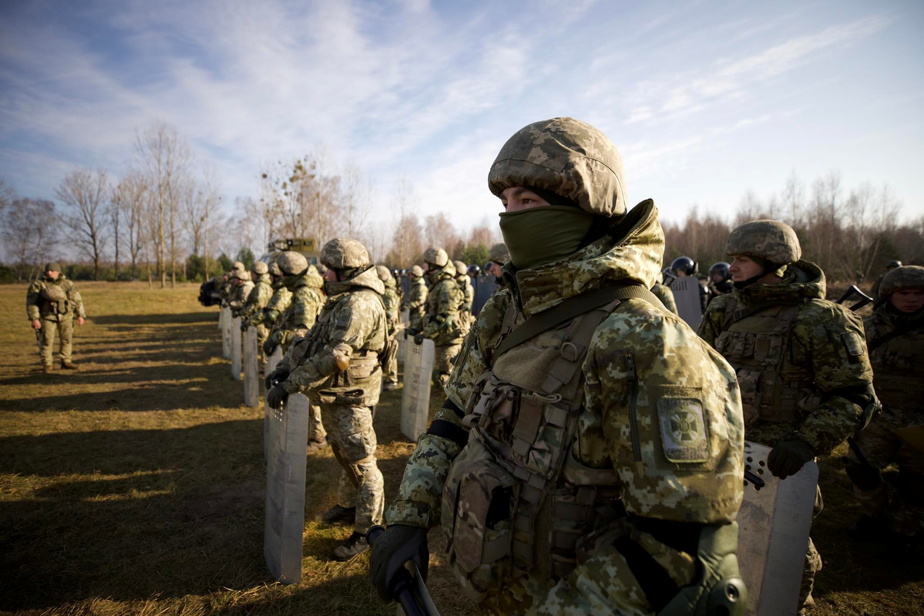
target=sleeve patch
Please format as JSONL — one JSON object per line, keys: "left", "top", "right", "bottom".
{"left": 658, "top": 397, "right": 709, "bottom": 463}
{"left": 840, "top": 331, "right": 865, "bottom": 358}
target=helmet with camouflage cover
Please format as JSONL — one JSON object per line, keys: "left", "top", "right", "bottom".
{"left": 726, "top": 220, "right": 802, "bottom": 265}
{"left": 488, "top": 117, "right": 627, "bottom": 218}
{"left": 488, "top": 243, "right": 509, "bottom": 264}
{"left": 375, "top": 265, "right": 393, "bottom": 282}
{"left": 453, "top": 260, "right": 467, "bottom": 277}
{"left": 230, "top": 269, "right": 251, "bottom": 281}
{"left": 252, "top": 261, "right": 268, "bottom": 275}
{"left": 409, "top": 265, "right": 424, "bottom": 278}
{"left": 44, "top": 261, "right": 62, "bottom": 272}
{"left": 268, "top": 261, "right": 282, "bottom": 277}
{"left": 423, "top": 247, "right": 449, "bottom": 268}
{"left": 232, "top": 261, "right": 245, "bottom": 272}
{"left": 276, "top": 251, "right": 309, "bottom": 276}
{"left": 879, "top": 265, "right": 924, "bottom": 299}
{"left": 320, "top": 238, "right": 371, "bottom": 270}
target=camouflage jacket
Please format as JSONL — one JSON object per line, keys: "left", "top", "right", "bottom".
{"left": 263, "top": 284, "right": 292, "bottom": 328}
{"left": 272, "top": 267, "right": 325, "bottom": 351}
{"left": 382, "top": 279, "right": 400, "bottom": 337}
{"left": 241, "top": 274, "right": 274, "bottom": 326}
{"left": 420, "top": 269, "right": 465, "bottom": 345}
{"left": 401, "top": 277, "right": 428, "bottom": 330}
{"left": 26, "top": 275, "right": 86, "bottom": 321}
{"left": 280, "top": 266, "right": 387, "bottom": 407}
{"left": 227, "top": 280, "right": 254, "bottom": 317}
{"left": 650, "top": 282, "right": 678, "bottom": 315}
{"left": 699, "top": 260, "right": 874, "bottom": 455}
{"left": 864, "top": 304, "right": 923, "bottom": 419}
{"left": 455, "top": 273, "right": 474, "bottom": 313}
{"left": 387, "top": 201, "right": 745, "bottom": 592}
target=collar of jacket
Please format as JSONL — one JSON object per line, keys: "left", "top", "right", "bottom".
{"left": 325, "top": 265, "right": 385, "bottom": 298}
{"left": 732, "top": 260, "right": 826, "bottom": 307}
{"left": 503, "top": 199, "right": 664, "bottom": 318}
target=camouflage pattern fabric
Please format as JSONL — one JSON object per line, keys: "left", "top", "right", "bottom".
{"left": 725, "top": 219, "right": 802, "bottom": 265}
{"left": 420, "top": 267, "right": 465, "bottom": 346}
{"left": 27, "top": 274, "right": 86, "bottom": 367}
{"left": 270, "top": 266, "right": 325, "bottom": 353}
{"left": 650, "top": 282, "right": 678, "bottom": 315}
{"left": 242, "top": 272, "right": 274, "bottom": 328}
{"left": 263, "top": 285, "right": 292, "bottom": 329}
{"left": 381, "top": 278, "right": 401, "bottom": 386}
{"left": 401, "top": 276, "right": 428, "bottom": 331}
{"left": 227, "top": 279, "right": 254, "bottom": 317}
{"left": 386, "top": 199, "right": 745, "bottom": 613}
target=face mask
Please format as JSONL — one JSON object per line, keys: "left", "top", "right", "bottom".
{"left": 498, "top": 206, "right": 594, "bottom": 270}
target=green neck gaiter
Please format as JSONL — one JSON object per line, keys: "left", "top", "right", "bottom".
{"left": 499, "top": 206, "right": 595, "bottom": 270}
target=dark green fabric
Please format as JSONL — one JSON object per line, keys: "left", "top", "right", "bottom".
{"left": 499, "top": 205, "right": 594, "bottom": 270}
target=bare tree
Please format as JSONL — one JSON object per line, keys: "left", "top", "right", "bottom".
{"left": 424, "top": 212, "right": 460, "bottom": 251}
{"left": 55, "top": 168, "right": 110, "bottom": 280}
{"left": 0, "top": 198, "right": 59, "bottom": 281}
{"left": 112, "top": 171, "right": 149, "bottom": 279}
{"left": 341, "top": 164, "right": 374, "bottom": 238}
{"left": 180, "top": 169, "right": 222, "bottom": 279}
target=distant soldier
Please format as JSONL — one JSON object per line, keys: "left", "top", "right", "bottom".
{"left": 26, "top": 262, "right": 86, "bottom": 374}
{"left": 846, "top": 265, "right": 924, "bottom": 553}
{"left": 400, "top": 264, "right": 428, "bottom": 332}
{"left": 698, "top": 219, "right": 878, "bottom": 611}
{"left": 262, "top": 262, "right": 292, "bottom": 336}
{"left": 415, "top": 247, "right": 465, "bottom": 386}
{"left": 870, "top": 260, "right": 903, "bottom": 299}
{"left": 453, "top": 259, "right": 475, "bottom": 336}
{"left": 265, "top": 238, "right": 387, "bottom": 562}
{"left": 650, "top": 281, "right": 679, "bottom": 314}
{"left": 264, "top": 251, "right": 328, "bottom": 451}
{"left": 227, "top": 269, "right": 254, "bottom": 318}
{"left": 240, "top": 261, "right": 274, "bottom": 361}
{"left": 376, "top": 265, "right": 401, "bottom": 391}
{"left": 669, "top": 255, "right": 708, "bottom": 311}
{"left": 486, "top": 242, "right": 509, "bottom": 285}
{"left": 707, "top": 261, "right": 733, "bottom": 304}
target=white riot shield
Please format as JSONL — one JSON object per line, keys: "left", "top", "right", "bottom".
{"left": 243, "top": 326, "right": 259, "bottom": 407}
{"left": 218, "top": 303, "right": 224, "bottom": 330}
{"left": 669, "top": 277, "right": 703, "bottom": 329}
{"left": 738, "top": 440, "right": 818, "bottom": 616}
{"left": 397, "top": 309, "right": 410, "bottom": 366}
{"left": 264, "top": 346, "right": 284, "bottom": 461}
{"left": 401, "top": 338, "right": 434, "bottom": 441}
{"left": 221, "top": 307, "right": 232, "bottom": 358}
{"left": 231, "top": 317, "right": 242, "bottom": 380}
{"left": 264, "top": 392, "right": 309, "bottom": 584}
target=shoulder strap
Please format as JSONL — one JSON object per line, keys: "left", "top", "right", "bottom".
{"left": 494, "top": 284, "right": 663, "bottom": 359}
{"left": 868, "top": 316, "right": 924, "bottom": 352}
{"left": 726, "top": 299, "right": 803, "bottom": 327}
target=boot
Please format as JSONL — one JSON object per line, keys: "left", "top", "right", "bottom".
{"left": 330, "top": 531, "right": 369, "bottom": 562}
{"left": 61, "top": 360, "right": 78, "bottom": 370}
{"left": 318, "top": 504, "right": 356, "bottom": 525}
{"left": 43, "top": 364, "right": 54, "bottom": 374}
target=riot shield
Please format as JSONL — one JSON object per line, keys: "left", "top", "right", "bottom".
{"left": 221, "top": 307, "right": 232, "bottom": 358}
{"left": 472, "top": 276, "right": 496, "bottom": 316}
{"left": 669, "top": 277, "right": 703, "bottom": 329}
{"left": 231, "top": 316, "right": 242, "bottom": 380}
{"left": 264, "top": 346, "right": 284, "bottom": 462}
{"left": 218, "top": 303, "right": 224, "bottom": 330}
{"left": 401, "top": 338, "right": 434, "bottom": 441}
{"left": 738, "top": 440, "right": 818, "bottom": 616}
{"left": 896, "top": 425, "right": 924, "bottom": 454}
{"left": 264, "top": 392, "right": 309, "bottom": 584}
{"left": 397, "top": 309, "right": 410, "bottom": 366}
{"left": 243, "top": 326, "right": 260, "bottom": 407}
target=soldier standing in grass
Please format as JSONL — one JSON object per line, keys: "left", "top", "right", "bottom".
{"left": 376, "top": 265, "right": 401, "bottom": 391}
{"left": 265, "top": 239, "right": 387, "bottom": 561}
{"left": 27, "top": 262, "right": 86, "bottom": 374}
{"left": 227, "top": 269, "right": 254, "bottom": 319}
{"left": 698, "top": 219, "right": 878, "bottom": 613}
{"left": 845, "top": 265, "right": 924, "bottom": 556}
{"left": 400, "top": 264, "right": 428, "bottom": 333}
{"left": 240, "top": 261, "right": 274, "bottom": 363}
{"left": 414, "top": 247, "right": 465, "bottom": 387}
{"left": 371, "top": 117, "right": 747, "bottom": 615}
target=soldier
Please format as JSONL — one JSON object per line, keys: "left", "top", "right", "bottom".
{"left": 265, "top": 238, "right": 387, "bottom": 562}
{"left": 376, "top": 265, "right": 401, "bottom": 391}
{"left": 240, "top": 261, "right": 274, "bottom": 362}
{"left": 486, "top": 242, "right": 509, "bottom": 285}
{"left": 414, "top": 247, "right": 465, "bottom": 387}
{"left": 846, "top": 265, "right": 924, "bottom": 553}
{"left": 453, "top": 259, "right": 475, "bottom": 334}
{"left": 262, "top": 261, "right": 293, "bottom": 341}
{"left": 870, "top": 259, "right": 903, "bottom": 299}
{"left": 371, "top": 117, "right": 747, "bottom": 615}
{"left": 227, "top": 269, "right": 254, "bottom": 318}
{"left": 668, "top": 256, "right": 708, "bottom": 311}
{"left": 698, "top": 219, "right": 878, "bottom": 611}
{"left": 400, "top": 264, "right": 428, "bottom": 333}
{"left": 26, "top": 262, "right": 87, "bottom": 374}
{"left": 650, "top": 280, "right": 679, "bottom": 315}
{"left": 707, "top": 261, "right": 733, "bottom": 304}
{"left": 264, "top": 251, "right": 327, "bottom": 451}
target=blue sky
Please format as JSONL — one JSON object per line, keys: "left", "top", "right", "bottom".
{"left": 2, "top": 0, "right": 922, "bottom": 243}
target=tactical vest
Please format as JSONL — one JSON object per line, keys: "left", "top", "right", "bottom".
{"left": 38, "top": 282, "right": 72, "bottom": 318}
{"left": 868, "top": 316, "right": 924, "bottom": 416}
{"left": 714, "top": 300, "right": 818, "bottom": 426}
{"left": 441, "top": 297, "right": 624, "bottom": 601}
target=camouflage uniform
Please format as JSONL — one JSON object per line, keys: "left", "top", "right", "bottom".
{"left": 401, "top": 266, "right": 428, "bottom": 332}
{"left": 278, "top": 240, "right": 388, "bottom": 545}
{"left": 847, "top": 266, "right": 924, "bottom": 540}
{"left": 240, "top": 264, "right": 274, "bottom": 360}
{"left": 378, "top": 118, "right": 746, "bottom": 616}
{"left": 26, "top": 266, "right": 86, "bottom": 371}
{"left": 699, "top": 221, "right": 877, "bottom": 608}
{"left": 419, "top": 249, "right": 466, "bottom": 387}
{"left": 377, "top": 265, "right": 401, "bottom": 389}
{"left": 650, "top": 282, "right": 679, "bottom": 315}
{"left": 227, "top": 271, "right": 254, "bottom": 318}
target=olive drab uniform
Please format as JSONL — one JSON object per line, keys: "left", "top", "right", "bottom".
{"left": 387, "top": 201, "right": 746, "bottom": 615}
{"left": 401, "top": 274, "right": 428, "bottom": 332}
{"left": 241, "top": 270, "right": 275, "bottom": 358}
{"left": 279, "top": 265, "right": 388, "bottom": 534}
{"left": 698, "top": 259, "right": 875, "bottom": 605}
{"left": 420, "top": 266, "right": 466, "bottom": 386}
{"left": 26, "top": 274, "right": 86, "bottom": 370}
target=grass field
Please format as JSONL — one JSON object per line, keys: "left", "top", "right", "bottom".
{"left": 0, "top": 282, "right": 921, "bottom": 615}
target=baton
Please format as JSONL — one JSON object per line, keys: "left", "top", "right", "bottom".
{"left": 835, "top": 284, "right": 874, "bottom": 312}
{"left": 366, "top": 525, "right": 440, "bottom": 616}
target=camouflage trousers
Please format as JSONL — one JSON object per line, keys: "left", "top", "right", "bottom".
{"left": 254, "top": 323, "right": 269, "bottom": 365}
{"left": 308, "top": 404, "right": 327, "bottom": 444}
{"left": 320, "top": 404, "right": 384, "bottom": 533}
{"left": 382, "top": 333, "right": 399, "bottom": 386}
{"left": 37, "top": 317, "right": 75, "bottom": 367}
{"left": 433, "top": 343, "right": 461, "bottom": 387}
{"left": 849, "top": 410, "right": 924, "bottom": 536}
{"left": 799, "top": 487, "right": 824, "bottom": 608}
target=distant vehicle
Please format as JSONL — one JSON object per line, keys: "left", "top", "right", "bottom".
{"left": 260, "top": 238, "right": 319, "bottom": 266}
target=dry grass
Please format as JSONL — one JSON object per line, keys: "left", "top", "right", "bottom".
{"left": 1, "top": 282, "right": 921, "bottom": 615}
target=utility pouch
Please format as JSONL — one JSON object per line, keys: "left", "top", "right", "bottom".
{"left": 317, "top": 387, "right": 365, "bottom": 405}
{"left": 40, "top": 285, "right": 67, "bottom": 303}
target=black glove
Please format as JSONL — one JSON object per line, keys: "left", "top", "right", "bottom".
{"left": 414, "top": 333, "right": 425, "bottom": 345}
{"left": 265, "top": 368, "right": 289, "bottom": 390}
{"left": 767, "top": 438, "right": 815, "bottom": 479}
{"left": 263, "top": 338, "right": 278, "bottom": 356}
{"left": 369, "top": 525, "right": 429, "bottom": 602}
{"left": 240, "top": 322, "right": 248, "bottom": 332}
{"left": 266, "top": 384, "right": 289, "bottom": 409}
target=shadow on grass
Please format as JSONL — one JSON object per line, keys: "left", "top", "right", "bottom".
{"left": 91, "top": 312, "right": 219, "bottom": 326}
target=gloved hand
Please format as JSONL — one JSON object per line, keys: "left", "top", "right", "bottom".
{"left": 263, "top": 338, "right": 278, "bottom": 356}
{"left": 266, "top": 384, "right": 289, "bottom": 409}
{"left": 265, "top": 368, "right": 289, "bottom": 390}
{"left": 414, "top": 333, "right": 425, "bottom": 345}
{"left": 767, "top": 438, "right": 815, "bottom": 479}
{"left": 240, "top": 322, "right": 248, "bottom": 332}
{"left": 369, "top": 524, "right": 429, "bottom": 602}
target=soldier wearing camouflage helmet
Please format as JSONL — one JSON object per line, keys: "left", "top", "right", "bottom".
{"left": 26, "top": 262, "right": 86, "bottom": 373}
{"left": 452, "top": 259, "right": 475, "bottom": 330}
{"left": 699, "top": 219, "right": 878, "bottom": 610}
{"left": 415, "top": 247, "right": 466, "bottom": 386}
{"left": 400, "top": 264, "right": 428, "bottom": 333}
{"left": 870, "top": 259, "right": 904, "bottom": 298}
{"left": 261, "top": 261, "right": 293, "bottom": 341}
{"left": 239, "top": 261, "right": 275, "bottom": 361}
{"left": 371, "top": 118, "right": 747, "bottom": 615}
{"left": 376, "top": 265, "right": 401, "bottom": 391}
{"left": 846, "top": 265, "right": 924, "bottom": 552}
{"left": 486, "top": 242, "right": 509, "bottom": 285}
{"left": 227, "top": 269, "right": 254, "bottom": 318}
{"left": 266, "top": 238, "right": 388, "bottom": 562}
